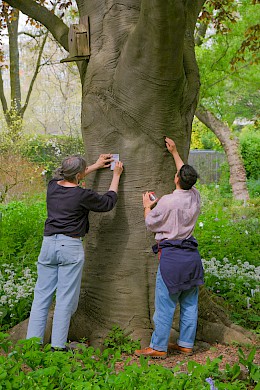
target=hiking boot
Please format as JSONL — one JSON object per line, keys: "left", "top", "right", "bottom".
{"left": 168, "top": 343, "right": 193, "bottom": 355}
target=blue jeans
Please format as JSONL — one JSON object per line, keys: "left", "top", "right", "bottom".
{"left": 150, "top": 267, "right": 199, "bottom": 352}
{"left": 27, "top": 234, "right": 85, "bottom": 348}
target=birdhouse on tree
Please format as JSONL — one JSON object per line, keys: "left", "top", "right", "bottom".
{"left": 61, "top": 16, "right": 90, "bottom": 63}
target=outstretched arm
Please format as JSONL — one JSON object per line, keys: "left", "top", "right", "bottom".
{"left": 165, "top": 137, "right": 184, "bottom": 172}
{"left": 85, "top": 154, "right": 113, "bottom": 175}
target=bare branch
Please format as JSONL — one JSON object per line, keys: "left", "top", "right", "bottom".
{"left": 3, "top": 0, "right": 69, "bottom": 51}
{"left": 21, "top": 31, "right": 49, "bottom": 116}
{"left": 18, "top": 31, "right": 46, "bottom": 40}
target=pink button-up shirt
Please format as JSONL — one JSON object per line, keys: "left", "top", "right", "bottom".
{"left": 145, "top": 187, "right": 200, "bottom": 242}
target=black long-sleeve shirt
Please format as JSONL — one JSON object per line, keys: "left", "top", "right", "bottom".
{"left": 44, "top": 179, "right": 118, "bottom": 237}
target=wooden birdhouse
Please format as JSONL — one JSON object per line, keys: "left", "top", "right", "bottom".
{"left": 61, "top": 15, "right": 90, "bottom": 63}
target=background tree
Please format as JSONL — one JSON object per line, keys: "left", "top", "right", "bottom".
{"left": 0, "top": 3, "right": 50, "bottom": 135}
{"left": 5, "top": 0, "right": 254, "bottom": 347}
{"left": 194, "top": 0, "right": 259, "bottom": 200}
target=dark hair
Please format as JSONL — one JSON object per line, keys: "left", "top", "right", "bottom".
{"left": 177, "top": 164, "right": 199, "bottom": 190}
{"left": 54, "top": 155, "right": 86, "bottom": 182}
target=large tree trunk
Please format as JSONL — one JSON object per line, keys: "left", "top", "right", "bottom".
{"left": 68, "top": 0, "right": 202, "bottom": 347}
{"left": 196, "top": 106, "right": 249, "bottom": 201}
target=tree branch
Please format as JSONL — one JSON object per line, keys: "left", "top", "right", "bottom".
{"left": 3, "top": 0, "right": 69, "bottom": 51}
{"left": 195, "top": 105, "right": 222, "bottom": 135}
{"left": 194, "top": 21, "right": 208, "bottom": 46}
{"left": 21, "top": 31, "right": 49, "bottom": 117}
{"left": 18, "top": 31, "right": 46, "bottom": 39}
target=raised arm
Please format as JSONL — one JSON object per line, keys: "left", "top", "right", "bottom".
{"left": 85, "top": 154, "right": 113, "bottom": 175}
{"left": 165, "top": 137, "right": 184, "bottom": 172}
{"left": 109, "top": 161, "right": 124, "bottom": 193}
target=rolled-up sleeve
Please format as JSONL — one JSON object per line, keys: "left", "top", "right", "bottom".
{"left": 145, "top": 198, "right": 169, "bottom": 232}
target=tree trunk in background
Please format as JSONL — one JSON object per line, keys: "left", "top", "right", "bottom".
{"left": 7, "top": 8, "right": 21, "bottom": 112}
{"left": 1, "top": 7, "right": 22, "bottom": 130}
{"left": 196, "top": 106, "right": 249, "bottom": 201}
{"left": 1, "top": 7, "right": 48, "bottom": 133}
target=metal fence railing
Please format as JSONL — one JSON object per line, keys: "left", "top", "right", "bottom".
{"left": 188, "top": 150, "right": 226, "bottom": 184}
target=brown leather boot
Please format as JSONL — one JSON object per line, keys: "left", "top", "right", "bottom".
{"left": 135, "top": 347, "right": 167, "bottom": 359}
{"left": 168, "top": 343, "right": 193, "bottom": 355}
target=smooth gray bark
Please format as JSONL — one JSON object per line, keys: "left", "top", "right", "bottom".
{"left": 71, "top": 0, "right": 201, "bottom": 345}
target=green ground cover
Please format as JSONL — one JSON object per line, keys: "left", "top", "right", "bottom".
{"left": 0, "top": 332, "right": 259, "bottom": 389}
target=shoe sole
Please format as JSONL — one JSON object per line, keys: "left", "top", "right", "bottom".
{"left": 135, "top": 353, "right": 167, "bottom": 360}
{"left": 150, "top": 355, "right": 167, "bottom": 360}
{"left": 169, "top": 350, "right": 193, "bottom": 356}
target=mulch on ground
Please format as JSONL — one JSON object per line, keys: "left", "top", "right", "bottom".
{"left": 115, "top": 341, "right": 260, "bottom": 373}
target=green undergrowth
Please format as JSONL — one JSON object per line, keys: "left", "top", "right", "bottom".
{"left": 194, "top": 183, "right": 259, "bottom": 266}
{"left": 0, "top": 333, "right": 259, "bottom": 390}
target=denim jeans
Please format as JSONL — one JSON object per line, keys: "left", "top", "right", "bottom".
{"left": 27, "top": 234, "right": 85, "bottom": 348}
{"left": 150, "top": 267, "right": 199, "bottom": 352}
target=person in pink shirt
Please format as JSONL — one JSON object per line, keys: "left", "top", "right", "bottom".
{"left": 135, "top": 137, "right": 204, "bottom": 359}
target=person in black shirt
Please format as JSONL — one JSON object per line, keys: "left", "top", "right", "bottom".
{"left": 27, "top": 154, "right": 123, "bottom": 350}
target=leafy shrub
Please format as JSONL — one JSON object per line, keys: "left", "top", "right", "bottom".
{"left": 0, "top": 132, "right": 85, "bottom": 200}
{"left": 0, "top": 195, "right": 46, "bottom": 328}
{"left": 217, "top": 162, "right": 233, "bottom": 198}
{"left": 20, "top": 134, "right": 85, "bottom": 180}
{"left": 239, "top": 126, "right": 260, "bottom": 180}
{"left": 103, "top": 326, "right": 140, "bottom": 354}
{"left": 0, "top": 195, "right": 46, "bottom": 263}
{"left": 0, "top": 152, "right": 45, "bottom": 203}
{"left": 247, "top": 178, "right": 260, "bottom": 199}
{"left": 195, "top": 184, "right": 260, "bottom": 266}
{"left": 191, "top": 118, "right": 222, "bottom": 150}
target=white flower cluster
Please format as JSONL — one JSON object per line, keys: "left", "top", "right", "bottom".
{"left": 46, "top": 139, "right": 61, "bottom": 156}
{"left": 202, "top": 257, "right": 260, "bottom": 282}
{"left": 202, "top": 257, "right": 260, "bottom": 309}
{"left": 0, "top": 263, "right": 36, "bottom": 320}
